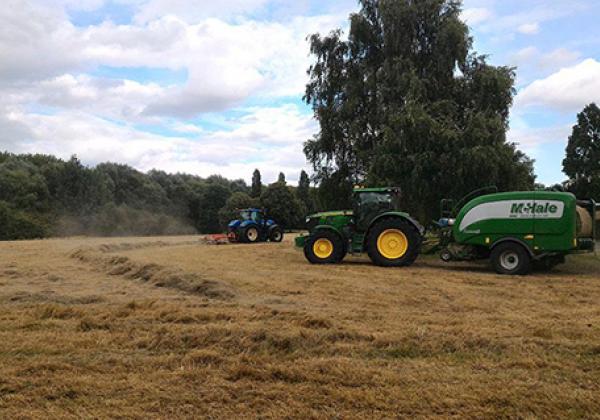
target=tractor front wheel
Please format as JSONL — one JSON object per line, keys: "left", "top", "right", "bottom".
{"left": 269, "top": 226, "right": 284, "bottom": 242}
{"left": 367, "top": 219, "right": 421, "bottom": 267}
{"left": 304, "top": 231, "right": 345, "bottom": 264}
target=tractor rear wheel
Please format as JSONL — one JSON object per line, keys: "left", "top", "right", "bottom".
{"left": 304, "top": 230, "right": 345, "bottom": 264}
{"left": 367, "top": 218, "right": 421, "bottom": 267}
{"left": 269, "top": 226, "right": 284, "bottom": 242}
{"left": 490, "top": 242, "right": 531, "bottom": 275}
{"left": 243, "top": 226, "right": 260, "bottom": 243}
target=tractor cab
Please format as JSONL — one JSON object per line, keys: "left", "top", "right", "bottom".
{"left": 353, "top": 187, "right": 403, "bottom": 231}
{"left": 239, "top": 208, "right": 264, "bottom": 224}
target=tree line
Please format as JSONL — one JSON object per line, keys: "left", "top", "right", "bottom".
{"left": 0, "top": 153, "right": 316, "bottom": 240}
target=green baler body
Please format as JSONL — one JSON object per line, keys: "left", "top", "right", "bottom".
{"left": 453, "top": 191, "right": 582, "bottom": 254}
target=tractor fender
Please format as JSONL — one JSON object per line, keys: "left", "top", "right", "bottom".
{"left": 268, "top": 224, "right": 281, "bottom": 233}
{"left": 491, "top": 237, "right": 535, "bottom": 257}
{"left": 313, "top": 225, "right": 345, "bottom": 239}
{"left": 369, "top": 213, "right": 424, "bottom": 234}
{"left": 228, "top": 220, "right": 242, "bottom": 229}
{"left": 239, "top": 220, "right": 258, "bottom": 229}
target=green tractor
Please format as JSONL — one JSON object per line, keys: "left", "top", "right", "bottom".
{"left": 295, "top": 187, "right": 424, "bottom": 266}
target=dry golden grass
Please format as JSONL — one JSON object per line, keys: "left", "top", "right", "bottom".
{"left": 1, "top": 235, "right": 599, "bottom": 418}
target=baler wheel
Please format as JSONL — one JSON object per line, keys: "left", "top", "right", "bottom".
{"left": 490, "top": 242, "right": 531, "bottom": 275}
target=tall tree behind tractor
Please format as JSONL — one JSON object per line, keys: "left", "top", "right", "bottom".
{"left": 304, "top": 0, "right": 534, "bottom": 220}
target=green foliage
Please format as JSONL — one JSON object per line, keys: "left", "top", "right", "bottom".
{"left": 0, "top": 157, "right": 50, "bottom": 212}
{"left": 563, "top": 103, "right": 600, "bottom": 200}
{"left": 260, "top": 182, "right": 305, "bottom": 229}
{"left": 218, "top": 192, "right": 260, "bottom": 228}
{"left": 190, "top": 183, "right": 231, "bottom": 233}
{"left": 251, "top": 169, "right": 262, "bottom": 198}
{"left": 96, "top": 163, "right": 170, "bottom": 211}
{"left": 0, "top": 201, "right": 48, "bottom": 240}
{"left": 278, "top": 172, "right": 286, "bottom": 184}
{"left": 304, "top": 0, "right": 535, "bottom": 220}
{"left": 296, "top": 170, "right": 315, "bottom": 213}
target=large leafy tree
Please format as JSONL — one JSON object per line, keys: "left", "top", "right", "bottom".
{"left": 563, "top": 103, "right": 600, "bottom": 200}
{"left": 304, "top": 0, "right": 535, "bottom": 220}
{"left": 296, "top": 170, "right": 314, "bottom": 212}
{"left": 260, "top": 182, "right": 305, "bottom": 229}
{"left": 251, "top": 169, "right": 262, "bottom": 198}
{"left": 189, "top": 183, "right": 231, "bottom": 233}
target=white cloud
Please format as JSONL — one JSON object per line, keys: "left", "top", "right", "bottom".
{"left": 517, "top": 22, "right": 539, "bottom": 35}
{"left": 478, "top": 2, "right": 588, "bottom": 37}
{"left": 0, "top": 1, "right": 346, "bottom": 117}
{"left": 76, "top": 14, "right": 345, "bottom": 117}
{"left": 461, "top": 7, "right": 493, "bottom": 25}
{"left": 132, "top": 0, "right": 271, "bottom": 24}
{"left": 0, "top": 103, "right": 314, "bottom": 183}
{"left": 510, "top": 47, "right": 580, "bottom": 73}
{"left": 0, "top": 1, "right": 83, "bottom": 83}
{"left": 35, "top": 74, "right": 165, "bottom": 122}
{"left": 515, "top": 59, "right": 600, "bottom": 112}
{"left": 507, "top": 123, "right": 571, "bottom": 151}
{"left": 538, "top": 48, "right": 580, "bottom": 70}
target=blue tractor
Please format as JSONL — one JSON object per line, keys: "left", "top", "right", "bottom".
{"left": 227, "top": 208, "right": 284, "bottom": 243}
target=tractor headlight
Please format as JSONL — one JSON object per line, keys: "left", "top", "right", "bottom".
{"left": 305, "top": 217, "right": 311, "bottom": 224}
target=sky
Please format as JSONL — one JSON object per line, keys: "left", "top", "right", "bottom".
{"left": 1, "top": 0, "right": 599, "bottom": 186}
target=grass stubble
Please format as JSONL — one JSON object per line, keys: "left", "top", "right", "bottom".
{"left": 0, "top": 236, "right": 599, "bottom": 418}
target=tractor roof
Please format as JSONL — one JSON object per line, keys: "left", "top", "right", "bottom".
{"left": 353, "top": 187, "right": 401, "bottom": 194}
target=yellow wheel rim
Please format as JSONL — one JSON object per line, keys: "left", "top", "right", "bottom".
{"left": 377, "top": 229, "right": 408, "bottom": 260}
{"left": 313, "top": 238, "right": 334, "bottom": 259}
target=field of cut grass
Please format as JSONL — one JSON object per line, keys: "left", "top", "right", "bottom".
{"left": 1, "top": 236, "right": 599, "bottom": 418}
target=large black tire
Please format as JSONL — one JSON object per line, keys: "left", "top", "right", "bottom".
{"left": 304, "top": 230, "right": 345, "bottom": 264}
{"left": 490, "top": 242, "right": 531, "bottom": 275}
{"left": 367, "top": 218, "right": 421, "bottom": 267}
{"left": 242, "top": 225, "right": 261, "bottom": 244}
{"left": 269, "top": 226, "right": 284, "bottom": 242}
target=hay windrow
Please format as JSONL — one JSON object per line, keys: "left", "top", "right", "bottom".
{"left": 70, "top": 246, "right": 235, "bottom": 300}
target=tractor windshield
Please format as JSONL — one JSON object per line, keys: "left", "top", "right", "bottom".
{"left": 355, "top": 191, "right": 402, "bottom": 230}
{"left": 240, "top": 210, "right": 263, "bottom": 222}
{"left": 251, "top": 211, "right": 263, "bottom": 222}
{"left": 358, "top": 192, "right": 401, "bottom": 210}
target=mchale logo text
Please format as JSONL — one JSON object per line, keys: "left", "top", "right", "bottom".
{"left": 510, "top": 202, "right": 558, "bottom": 215}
